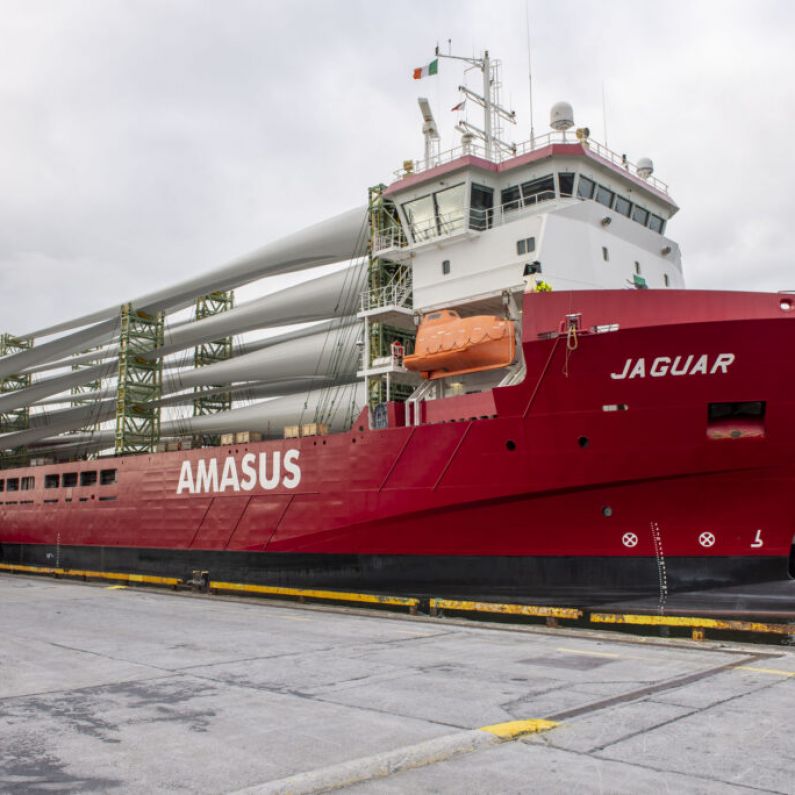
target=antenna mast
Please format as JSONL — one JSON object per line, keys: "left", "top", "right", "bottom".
{"left": 525, "top": 3, "right": 535, "bottom": 146}
{"left": 434, "top": 45, "right": 517, "bottom": 161}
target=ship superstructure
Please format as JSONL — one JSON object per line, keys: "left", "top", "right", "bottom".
{"left": 360, "top": 48, "right": 682, "bottom": 422}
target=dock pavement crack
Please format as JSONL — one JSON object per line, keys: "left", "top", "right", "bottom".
{"left": 543, "top": 650, "right": 770, "bottom": 722}
{"left": 584, "top": 673, "right": 793, "bottom": 754}
{"left": 524, "top": 741, "right": 788, "bottom": 795}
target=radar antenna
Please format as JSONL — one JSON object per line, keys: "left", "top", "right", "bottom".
{"left": 417, "top": 97, "right": 440, "bottom": 169}
{"left": 433, "top": 45, "right": 517, "bottom": 161}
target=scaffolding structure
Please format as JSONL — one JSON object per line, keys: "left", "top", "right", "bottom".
{"left": 70, "top": 348, "right": 105, "bottom": 450}
{"left": 0, "top": 334, "right": 33, "bottom": 468}
{"left": 362, "top": 184, "right": 416, "bottom": 408}
{"left": 191, "top": 290, "right": 234, "bottom": 446}
{"left": 114, "top": 304, "right": 164, "bottom": 455}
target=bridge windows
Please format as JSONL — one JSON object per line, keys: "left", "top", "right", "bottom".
{"left": 569, "top": 176, "right": 666, "bottom": 234}
{"left": 577, "top": 176, "right": 595, "bottom": 199}
{"left": 402, "top": 195, "right": 435, "bottom": 242}
{"left": 403, "top": 183, "right": 466, "bottom": 242}
{"left": 80, "top": 471, "right": 97, "bottom": 487}
{"left": 401, "top": 172, "right": 668, "bottom": 241}
{"left": 434, "top": 184, "right": 466, "bottom": 235}
{"left": 501, "top": 174, "right": 555, "bottom": 214}
{"left": 21, "top": 477, "right": 34, "bottom": 490}
{"left": 595, "top": 185, "right": 615, "bottom": 208}
{"left": 63, "top": 472, "right": 78, "bottom": 488}
{"left": 45, "top": 474, "right": 59, "bottom": 489}
{"left": 500, "top": 185, "right": 521, "bottom": 211}
{"left": 615, "top": 195, "right": 632, "bottom": 217}
{"left": 520, "top": 175, "right": 555, "bottom": 205}
{"left": 470, "top": 184, "right": 494, "bottom": 230}
{"left": 558, "top": 172, "right": 575, "bottom": 197}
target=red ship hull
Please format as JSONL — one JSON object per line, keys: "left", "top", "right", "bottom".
{"left": 2, "top": 290, "right": 795, "bottom": 603}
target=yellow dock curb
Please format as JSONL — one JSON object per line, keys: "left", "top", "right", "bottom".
{"left": 590, "top": 611, "right": 795, "bottom": 637}
{"left": 210, "top": 580, "right": 420, "bottom": 610}
{"left": 3, "top": 562, "right": 792, "bottom": 639}
{"left": 429, "top": 597, "right": 581, "bottom": 620}
{"left": 0, "top": 562, "right": 181, "bottom": 587}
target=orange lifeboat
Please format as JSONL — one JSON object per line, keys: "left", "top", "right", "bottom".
{"left": 403, "top": 309, "right": 516, "bottom": 380}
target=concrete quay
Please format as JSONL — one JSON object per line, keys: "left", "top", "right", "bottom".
{"left": 1, "top": 574, "right": 794, "bottom": 794}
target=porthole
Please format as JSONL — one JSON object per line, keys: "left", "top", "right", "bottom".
{"left": 578, "top": 436, "right": 589, "bottom": 448}
{"left": 602, "top": 506, "right": 613, "bottom": 518}
{"left": 505, "top": 440, "right": 516, "bottom": 451}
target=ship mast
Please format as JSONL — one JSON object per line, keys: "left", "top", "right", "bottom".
{"left": 434, "top": 46, "right": 517, "bottom": 161}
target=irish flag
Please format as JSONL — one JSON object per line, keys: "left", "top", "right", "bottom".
{"left": 413, "top": 59, "right": 438, "bottom": 80}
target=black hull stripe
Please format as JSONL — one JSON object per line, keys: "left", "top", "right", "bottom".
{"left": 1, "top": 543, "right": 790, "bottom": 606}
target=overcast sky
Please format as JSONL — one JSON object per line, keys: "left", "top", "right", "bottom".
{"left": 1, "top": 0, "right": 793, "bottom": 335}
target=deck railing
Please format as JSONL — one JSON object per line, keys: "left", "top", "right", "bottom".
{"left": 396, "top": 130, "right": 670, "bottom": 195}
{"left": 360, "top": 266, "right": 413, "bottom": 312}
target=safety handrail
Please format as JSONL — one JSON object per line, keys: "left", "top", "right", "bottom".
{"left": 396, "top": 130, "right": 670, "bottom": 195}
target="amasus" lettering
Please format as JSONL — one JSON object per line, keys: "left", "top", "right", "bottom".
{"left": 176, "top": 450, "right": 301, "bottom": 494}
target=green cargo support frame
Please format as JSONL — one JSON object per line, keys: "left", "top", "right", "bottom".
{"left": 192, "top": 290, "right": 234, "bottom": 446}
{"left": 0, "top": 334, "right": 33, "bottom": 468}
{"left": 114, "top": 304, "right": 165, "bottom": 455}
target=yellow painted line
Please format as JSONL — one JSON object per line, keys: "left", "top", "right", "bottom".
{"left": 0, "top": 562, "right": 181, "bottom": 587}
{"left": 736, "top": 666, "right": 795, "bottom": 678}
{"left": 210, "top": 580, "right": 420, "bottom": 608}
{"left": 106, "top": 585, "right": 127, "bottom": 590}
{"left": 590, "top": 612, "right": 795, "bottom": 636}
{"left": 430, "top": 598, "right": 582, "bottom": 620}
{"left": 556, "top": 647, "right": 621, "bottom": 659}
{"left": 479, "top": 719, "right": 558, "bottom": 739}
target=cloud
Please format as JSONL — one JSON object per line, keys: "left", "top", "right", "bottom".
{"left": 0, "top": 0, "right": 794, "bottom": 333}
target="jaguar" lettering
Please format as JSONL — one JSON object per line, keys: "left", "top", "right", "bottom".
{"left": 610, "top": 353, "right": 735, "bottom": 380}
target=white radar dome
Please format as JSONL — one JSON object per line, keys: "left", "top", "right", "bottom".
{"left": 550, "top": 101, "right": 574, "bottom": 131}
{"left": 637, "top": 157, "right": 654, "bottom": 179}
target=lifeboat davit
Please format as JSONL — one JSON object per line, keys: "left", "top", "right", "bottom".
{"left": 403, "top": 309, "right": 515, "bottom": 380}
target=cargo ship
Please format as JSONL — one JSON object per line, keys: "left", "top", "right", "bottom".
{"left": 1, "top": 49, "right": 794, "bottom": 603}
